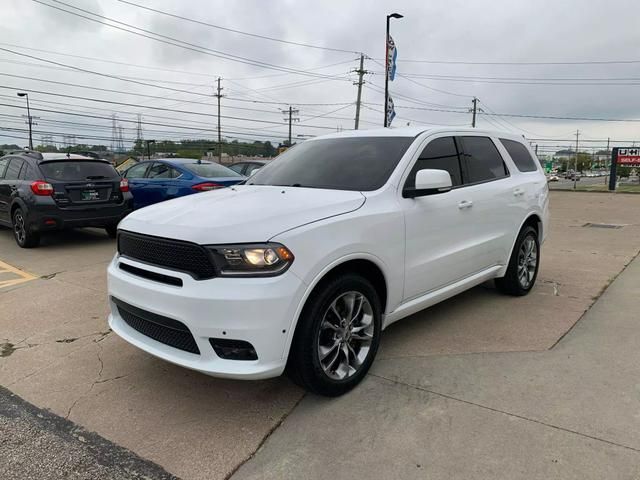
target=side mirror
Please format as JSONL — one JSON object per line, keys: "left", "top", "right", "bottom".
{"left": 403, "top": 169, "right": 453, "bottom": 198}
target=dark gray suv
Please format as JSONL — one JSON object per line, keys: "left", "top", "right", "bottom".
{"left": 0, "top": 150, "right": 133, "bottom": 248}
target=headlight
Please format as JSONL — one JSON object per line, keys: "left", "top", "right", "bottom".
{"left": 205, "top": 243, "right": 294, "bottom": 277}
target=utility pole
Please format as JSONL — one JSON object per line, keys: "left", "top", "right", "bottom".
{"left": 215, "top": 77, "right": 223, "bottom": 163}
{"left": 282, "top": 106, "right": 299, "bottom": 146}
{"left": 574, "top": 129, "right": 579, "bottom": 190}
{"left": 471, "top": 97, "right": 478, "bottom": 128}
{"left": 353, "top": 53, "right": 368, "bottom": 130}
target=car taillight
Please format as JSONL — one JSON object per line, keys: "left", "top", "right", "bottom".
{"left": 30, "top": 180, "right": 54, "bottom": 196}
{"left": 192, "top": 182, "right": 224, "bottom": 191}
{"left": 119, "top": 178, "right": 129, "bottom": 192}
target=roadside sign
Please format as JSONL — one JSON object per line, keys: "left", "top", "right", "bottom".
{"left": 609, "top": 147, "right": 640, "bottom": 190}
{"left": 617, "top": 148, "right": 640, "bottom": 167}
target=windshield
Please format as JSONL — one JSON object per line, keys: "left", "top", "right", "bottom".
{"left": 39, "top": 161, "right": 119, "bottom": 181}
{"left": 248, "top": 137, "right": 414, "bottom": 191}
{"left": 184, "top": 162, "right": 242, "bottom": 178}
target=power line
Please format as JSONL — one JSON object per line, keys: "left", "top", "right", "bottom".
{"left": 373, "top": 58, "right": 640, "bottom": 66}
{"left": 116, "top": 0, "right": 361, "bottom": 55}
{"left": 0, "top": 43, "right": 358, "bottom": 81}
{"left": 34, "top": 0, "right": 353, "bottom": 81}
{"left": 367, "top": 57, "right": 473, "bottom": 99}
{"left": 0, "top": 86, "right": 346, "bottom": 129}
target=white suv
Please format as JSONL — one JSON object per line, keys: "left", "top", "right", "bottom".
{"left": 107, "top": 127, "right": 549, "bottom": 396}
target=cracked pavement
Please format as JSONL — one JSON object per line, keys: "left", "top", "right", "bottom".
{"left": 1, "top": 191, "right": 640, "bottom": 479}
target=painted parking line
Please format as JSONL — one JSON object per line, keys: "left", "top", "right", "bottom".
{"left": 0, "top": 260, "right": 38, "bottom": 289}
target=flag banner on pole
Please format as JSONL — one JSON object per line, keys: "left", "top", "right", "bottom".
{"left": 387, "top": 35, "right": 398, "bottom": 81}
{"left": 386, "top": 95, "right": 396, "bottom": 126}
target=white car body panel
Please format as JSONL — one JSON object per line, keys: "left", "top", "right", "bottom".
{"left": 118, "top": 185, "right": 365, "bottom": 244}
{"left": 107, "top": 126, "right": 549, "bottom": 379}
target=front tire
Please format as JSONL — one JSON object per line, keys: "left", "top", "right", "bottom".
{"left": 12, "top": 208, "right": 40, "bottom": 248}
{"left": 105, "top": 224, "right": 118, "bottom": 238}
{"left": 287, "top": 273, "right": 382, "bottom": 396}
{"left": 495, "top": 226, "right": 539, "bottom": 296}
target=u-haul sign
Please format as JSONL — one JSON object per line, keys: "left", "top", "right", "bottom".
{"left": 617, "top": 148, "right": 640, "bottom": 166}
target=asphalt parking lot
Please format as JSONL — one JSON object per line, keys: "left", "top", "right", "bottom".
{"left": 2, "top": 190, "right": 640, "bottom": 479}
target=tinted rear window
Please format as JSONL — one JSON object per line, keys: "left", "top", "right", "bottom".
{"left": 183, "top": 162, "right": 241, "bottom": 178}
{"left": 39, "top": 161, "right": 119, "bottom": 181}
{"left": 249, "top": 137, "right": 414, "bottom": 191}
{"left": 500, "top": 139, "right": 538, "bottom": 172}
{"left": 5, "top": 159, "right": 24, "bottom": 181}
{"left": 460, "top": 136, "right": 508, "bottom": 183}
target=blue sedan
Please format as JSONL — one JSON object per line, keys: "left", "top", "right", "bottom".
{"left": 122, "top": 158, "right": 245, "bottom": 209}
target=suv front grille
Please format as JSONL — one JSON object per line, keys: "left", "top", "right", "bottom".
{"left": 113, "top": 297, "right": 200, "bottom": 354}
{"left": 117, "top": 231, "right": 216, "bottom": 280}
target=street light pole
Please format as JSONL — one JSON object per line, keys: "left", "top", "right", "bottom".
{"left": 146, "top": 139, "right": 155, "bottom": 160}
{"left": 17, "top": 92, "right": 33, "bottom": 149}
{"left": 384, "top": 13, "right": 403, "bottom": 127}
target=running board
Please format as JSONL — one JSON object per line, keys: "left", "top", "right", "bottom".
{"left": 383, "top": 265, "right": 503, "bottom": 329}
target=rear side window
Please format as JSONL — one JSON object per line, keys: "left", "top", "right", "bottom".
{"left": 228, "top": 163, "right": 245, "bottom": 174}
{"left": 406, "top": 136, "right": 462, "bottom": 188}
{"left": 500, "top": 139, "right": 538, "bottom": 172}
{"left": 148, "top": 162, "right": 179, "bottom": 179}
{"left": 245, "top": 163, "right": 263, "bottom": 175}
{"left": 5, "top": 159, "right": 24, "bottom": 181}
{"left": 39, "top": 161, "right": 118, "bottom": 181}
{"left": 0, "top": 158, "right": 8, "bottom": 179}
{"left": 19, "top": 162, "right": 35, "bottom": 180}
{"left": 460, "top": 137, "right": 508, "bottom": 183}
{"left": 125, "top": 163, "right": 150, "bottom": 179}
{"left": 184, "top": 162, "right": 241, "bottom": 178}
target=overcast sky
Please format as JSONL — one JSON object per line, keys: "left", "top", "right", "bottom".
{"left": 2, "top": 0, "right": 640, "bottom": 155}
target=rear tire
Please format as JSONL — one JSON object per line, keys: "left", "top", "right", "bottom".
{"left": 495, "top": 226, "right": 539, "bottom": 296}
{"left": 287, "top": 273, "right": 382, "bottom": 397}
{"left": 105, "top": 224, "right": 118, "bottom": 239}
{"left": 12, "top": 208, "right": 40, "bottom": 248}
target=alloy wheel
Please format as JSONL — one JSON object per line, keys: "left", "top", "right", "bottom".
{"left": 517, "top": 235, "right": 538, "bottom": 289}
{"left": 317, "top": 291, "right": 375, "bottom": 380}
{"left": 13, "top": 212, "right": 26, "bottom": 245}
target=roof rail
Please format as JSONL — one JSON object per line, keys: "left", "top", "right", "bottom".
{"left": 4, "top": 148, "right": 44, "bottom": 159}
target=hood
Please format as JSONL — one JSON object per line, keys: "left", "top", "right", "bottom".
{"left": 119, "top": 185, "right": 366, "bottom": 244}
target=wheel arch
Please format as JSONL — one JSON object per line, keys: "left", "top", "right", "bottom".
{"left": 498, "top": 213, "right": 543, "bottom": 278}
{"left": 10, "top": 197, "right": 28, "bottom": 219}
{"left": 282, "top": 254, "right": 389, "bottom": 361}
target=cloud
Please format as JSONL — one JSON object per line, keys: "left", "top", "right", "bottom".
{"left": 3, "top": 0, "right": 640, "bottom": 149}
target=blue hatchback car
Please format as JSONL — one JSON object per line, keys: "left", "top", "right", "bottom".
{"left": 122, "top": 158, "right": 244, "bottom": 209}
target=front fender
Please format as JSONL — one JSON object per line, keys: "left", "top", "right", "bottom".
{"left": 279, "top": 252, "right": 390, "bottom": 362}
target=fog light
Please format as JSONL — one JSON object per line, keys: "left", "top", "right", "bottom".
{"left": 209, "top": 338, "right": 258, "bottom": 361}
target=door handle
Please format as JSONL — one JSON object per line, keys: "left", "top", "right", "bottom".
{"left": 458, "top": 200, "right": 473, "bottom": 209}
{"left": 513, "top": 188, "right": 525, "bottom": 196}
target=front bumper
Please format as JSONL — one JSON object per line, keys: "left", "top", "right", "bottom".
{"left": 107, "top": 255, "right": 307, "bottom": 379}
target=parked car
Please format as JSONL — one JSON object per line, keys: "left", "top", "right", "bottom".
{"left": 108, "top": 127, "right": 549, "bottom": 396}
{"left": 122, "top": 158, "right": 244, "bottom": 209}
{"left": 0, "top": 151, "right": 132, "bottom": 248}
{"left": 547, "top": 174, "right": 559, "bottom": 182}
{"left": 228, "top": 160, "right": 268, "bottom": 176}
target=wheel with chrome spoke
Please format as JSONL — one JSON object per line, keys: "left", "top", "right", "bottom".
{"left": 496, "top": 225, "right": 539, "bottom": 296}
{"left": 318, "top": 291, "right": 374, "bottom": 381}
{"left": 287, "top": 274, "right": 381, "bottom": 396}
